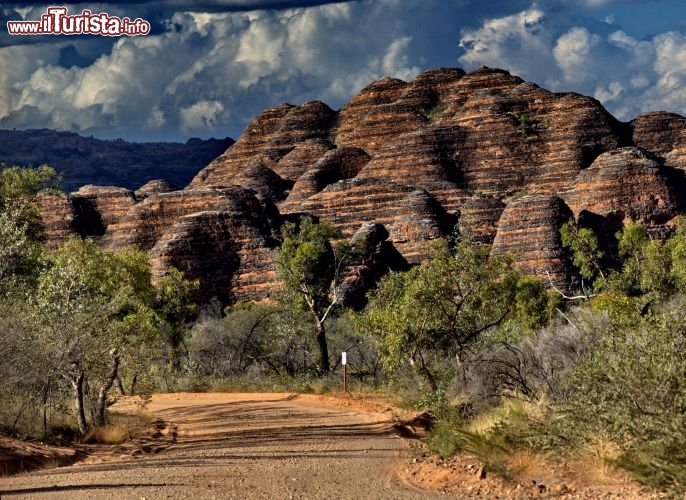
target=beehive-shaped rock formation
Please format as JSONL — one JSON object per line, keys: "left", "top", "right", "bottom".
{"left": 39, "top": 66, "right": 686, "bottom": 303}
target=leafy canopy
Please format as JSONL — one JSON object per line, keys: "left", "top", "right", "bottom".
{"left": 560, "top": 219, "right": 605, "bottom": 283}
{"left": 359, "top": 238, "right": 519, "bottom": 372}
{"left": 0, "top": 165, "right": 59, "bottom": 287}
{"left": 276, "top": 216, "right": 344, "bottom": 314}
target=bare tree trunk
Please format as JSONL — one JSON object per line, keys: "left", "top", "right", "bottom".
{"left": 114, "top": 376, "right": 126, "bottom": 396}
{"left": 70, "top": 369, "right": 87, "bottom": 435}
{"left": 94, "top": 348, "right": 120, "bottom": 426}
{"left": 417, "top": 363, "right": 438, "bottom": 392}
{"left": 42, "top": 381, "right": 50, "bottom": 439}
{"left": 130, "top": 374, "right": 138, "bottom": 395}
{"left": 316, "top": 321, "right": 330, "bottom": 375}
{"left": 409, "top": 349, "right": 438, "bottom": 392}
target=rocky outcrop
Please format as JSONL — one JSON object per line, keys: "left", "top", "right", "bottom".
{"left": 107, "top": 187, "right": 271, "bottom": 251}
{"left": 335, "top": 77, "right": 411, "bottom": 150}
{"left": 297, "top": 179, "right": 453, "bottom": 263}
{"left": 356, "top": 126, "right": 468, "bottom": 213}
{"left": 491, "top": 195, "right": 575, "bottom": 290}
{"left": 70, "top": 186, "right": 138, "bottom": 241}
{"left": 280, "top": 147, "right": 370, "bottom": 211}
{"left": 458, "top": 195, "right": 506, "bottom": 244}
{"left": 38, "top": 193, "right": 77, "bottom": 247}
{"left": 632, "top": 112, "right": 686, "bottom": 157}
{"left": 230, "top": 163, "right": 290, "bottom": 201}
{"left": 338, "top": 221, "right": 409, "bottom": 309}
{"left": 37, "top": 186, "right": 137, "bottom": 246}
{"left": 135, "top": 179, "right": 178, "bottom": 198}
{"left": 396, "top": 67, "right": 467, "bottom": 112}
{"left": 189, "top": 101, "right": 336, "bottom": 189}
{"left": 37, "top": 66, "right": 686, "bottom": 303}
{"left": 563, "top": 147, "right": 678, "bottom": 227}
{"left": 437, "top": 83, "right": 627, "bottom": 197}
{"left": 150, "top": 210, "right": 276, "bottom": 304}
{"left": 273, "top": 139, "right": 335, "bottom": 182}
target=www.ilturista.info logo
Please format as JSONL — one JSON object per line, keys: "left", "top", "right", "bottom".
{"left": 7, "top": 6, "right": 151, "bottom": 36}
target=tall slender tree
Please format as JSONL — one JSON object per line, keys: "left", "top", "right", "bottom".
{"left": 275, "top": 217, "right": 358, "bottom": 375}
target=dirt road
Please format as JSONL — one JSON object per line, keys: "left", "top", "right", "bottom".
{"left": 0, "top": 393, "right": 436, "bottom": 499}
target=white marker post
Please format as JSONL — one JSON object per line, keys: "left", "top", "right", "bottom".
{"left": 342, "top": 352, "right": 347, "bottom": 393}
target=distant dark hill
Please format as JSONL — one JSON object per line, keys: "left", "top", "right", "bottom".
{"left": 0, "top": 129, "right": 234, "bottom": 191}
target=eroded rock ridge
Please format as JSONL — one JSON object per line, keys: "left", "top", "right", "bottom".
{"left": 39, "top": 67, "right": 686, "bottom": 303}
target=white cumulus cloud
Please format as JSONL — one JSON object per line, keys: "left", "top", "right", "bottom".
{"left": 459, "top": 8, "right": 555, "bottom": 78}
{"left": 459, "top": 6, "right": 686, "bottom": 121}
{"left": 0, "top": 2, "right": 422, "bottom": 140}
{"left": 180, "top": 99, "right": 226, "bottom": 134}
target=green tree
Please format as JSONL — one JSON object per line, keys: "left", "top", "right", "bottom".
{"left": 514, "top": 276, "right": 557, "bottom": 332}
{"left": 605, "top": 220, "right": 686, "bottom": 301}
{"left": 155, "top": 267, "right": 200, "bottom": 373}
{"left": 0, "top": 208, "right": 38, "bottom": 285}
{"left": 358, "top": 239, "right": 519, "bottom": 391}
{"left": 560, "top": 219, "right": 606, "bottom": 285}
{"left": 608, "top": 221, "right": 650, "bottom": 296}
{"left": 0, "top": 165, "right": 59, "bottom": 289}
{"left": 0, "top": 164, "right": 59, "bottom": 235}
{"left": 275, "top": 217, "right": 357, "bottom": 375}
{"left": 36, "top": 238, "right": 158, "bottom": 432}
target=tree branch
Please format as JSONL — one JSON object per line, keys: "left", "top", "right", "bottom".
{"left": 546, "top": 270, "right": 595, "bottom": 300}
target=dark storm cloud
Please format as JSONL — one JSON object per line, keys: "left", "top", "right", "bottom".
{"left": 4, "top": 1, "right": 359, "bottom": 11}
{"left": 1, "top": 0, "right": 685, "bottom": 141}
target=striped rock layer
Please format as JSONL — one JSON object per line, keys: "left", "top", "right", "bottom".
{"left": 39, "top": 67, "right": 686, "bottom": 302}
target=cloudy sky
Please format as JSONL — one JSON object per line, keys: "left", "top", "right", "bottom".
{"left": 1, "top": 0, "right": 685, "bottom": 142}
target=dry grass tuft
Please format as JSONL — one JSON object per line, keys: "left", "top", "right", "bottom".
{"left": 82, "top": 412, "right": 151, "bottom": 445}
{"left": 507, "top": 449, "right": 550, "bottom": 475}
{"left": 84, "top": 424, "right": 130, "bottom": 445}
{"left": 572, "top": 434, "right": 622, "bottom": 484}
{"left": 467, "top": 393, "right": 548, "bottom": 436}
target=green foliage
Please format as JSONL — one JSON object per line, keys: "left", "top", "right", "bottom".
{"left": 29, "top": 238, "right": 164, "bottom": 430}
{"left": 359, "top": 238, "right": 518, "bottom": 390}
{"left": 37, "top": 238, "right": 159, "bottom": 360}
{"left": 276, "top": 217, "right": 344, "bottom": 314}
{"left": 559, "top": 298, "right": 686, "bottom": 490}
{"left": 427, "top": 419, "right": 513, "bottom": 477}
{"left": 560, "top": 220, "right": 605, "bottom": 284}
{"left": 156, "top": 267, "right": 199, "bottom": 325}
{"left": 275, "top": 216, "right": 359, "bottom": 374}
{"left": 155, "top": 267, "right": 200, "bottom": 361}
{"left": 508, "top": 111, "right": 548, "bottom": 133}
{"left": 588, "top": 291, "right": 641, "bottom": 329}
{"left": 603, "top": 219, "right": 686, "bottom": 302}
{"left": 0, "top": 165, "right": 59, "bottom": 289}
{"left": 0, "top": 207, "right": 41, "bottom": 287}
{"left": 616, "top": 221, "right": 649, "bottom": 261}
{"left": 514, "top": 276, "right": 554, "bottom": 331}
{"left": 426, "top": 104, "right": 447, "bottom": 121}
{"left": 0, "top": 164, "right": 59, "bottom": 214}
{"left": 0, "top": 167, "right": 204, "bottom": 434}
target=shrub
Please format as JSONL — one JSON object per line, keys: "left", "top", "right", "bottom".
{"left": 452, "top": 312, "right": 584, "bottom": 409}
{"left": 558, "top": 296, "right": 686, "bottom": 490}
